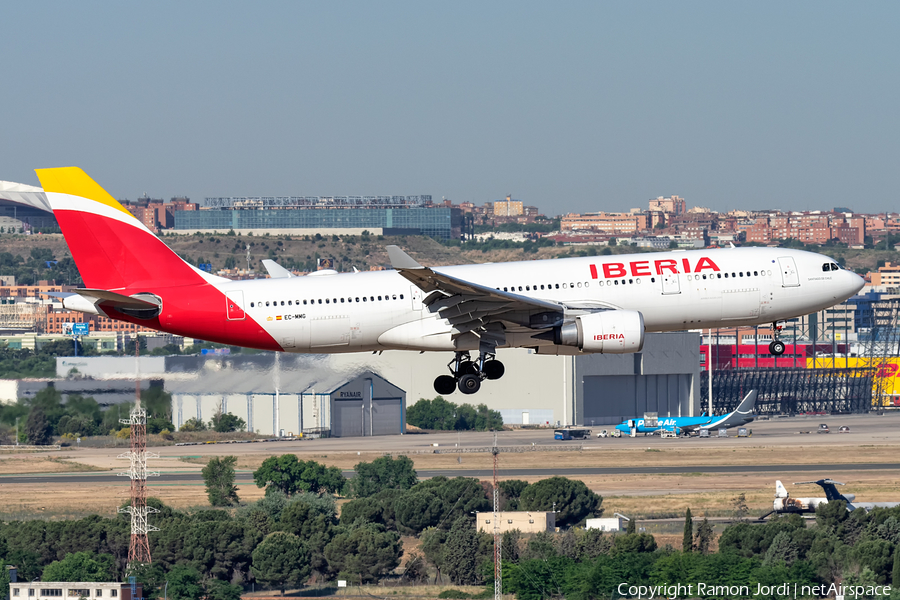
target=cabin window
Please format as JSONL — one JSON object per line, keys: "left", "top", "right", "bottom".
{"left": 363, "top": 297, "right": 367, "bottom": 302}
{"left": 400, "top": 294, "right": 404, "bottom": 299}
{"left": 518, "top": 286, "right": 523, "bottom": 291}
{"left": 627, "top": 279, "right": 632, "bottom": 284}
{"left": 265, "top": 301, "right": 270, "bottom": 306}
{"left": 739, "top": 272, "right": 743, "bottom": 277}
{"left": 555, "top": 284, "right": 560, "bottom": 289}
{"left": 250, "top": 302, "right": 255, "bottom": 307}
{"left": 503, "top": 287, "right": 508, "bottom": 292}
{"left": 340, "top": 298, "right": 345, "bottom": 303}
{"left": 378, "top": 296, "right": 382, "bottom": 301}
{"left": 288, "top": 301, "right": 292, "bottom": 305}
{"left": 563, "top": 283, "right": 568, "bottom": 289}
{"left": 753, "top": 271, "right": 758, "bottom": 276}
{"left": 318, "top": 299, "right": 322, "bottom": 304}
{"left": 526, "top": 286, "right": 530, "bottom": 291}
{"left": 614, "top": 280, "right": 619, "bottom": 285}
{"left": 325, "top": 299, "right": 330, "bottom": 304}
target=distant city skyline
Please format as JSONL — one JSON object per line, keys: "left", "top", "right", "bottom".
{"left": 2, "top": 2, "right": 898, "bottom": 214}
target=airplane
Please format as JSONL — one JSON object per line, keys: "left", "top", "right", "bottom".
{"left": 33, "top": 167, "right": 865, "bottom": 395}
{"left": 796, "top": 479, "right": 900, "bottom": 512}
{"left": 772, "top": 479, "right": 829, "bottom": 515}
{"left": 612, "top": 389, "right": 758, "bottom": 435}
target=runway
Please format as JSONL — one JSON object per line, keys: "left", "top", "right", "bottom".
{"left": 2, "top": 462, "right": 898, "bottom": 486}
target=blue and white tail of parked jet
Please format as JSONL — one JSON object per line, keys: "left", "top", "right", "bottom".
{"left": 613, "top": 390, "right": 758, "bottom": 435}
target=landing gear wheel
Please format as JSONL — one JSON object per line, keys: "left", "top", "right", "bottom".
{"left": 434, "top": 375, "right": 457, "bottom": 395}
{"left": 769, "top": 340, "right": 786, "bottom": 356}
{"left": 458, "top": 373, "right": 482, "bottom": 394}
{"left": 457, "top": 361, "right": 479, "bottom": 377}
{"left": 482, "top": 360, "right": 505, "bottom": 380}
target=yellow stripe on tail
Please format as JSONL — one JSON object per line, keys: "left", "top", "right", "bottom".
{"left": 35, "top": 167, "right": 134, "bottom": 217}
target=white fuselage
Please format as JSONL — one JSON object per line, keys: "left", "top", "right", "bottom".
{"left": 217, "top": 247, "right": 864, "bottom": 353}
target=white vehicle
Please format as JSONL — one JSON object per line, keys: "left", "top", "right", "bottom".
{"left": 35, "top": 167, "right": 865, "bottom": 395}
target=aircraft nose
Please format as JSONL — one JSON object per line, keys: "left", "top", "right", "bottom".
{"left": 845, "top": 270, "right": 865, "bottom": 296}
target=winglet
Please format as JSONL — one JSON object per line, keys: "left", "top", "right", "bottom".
{"left": 386, "top": 245, "right": 424, "bottom": 270}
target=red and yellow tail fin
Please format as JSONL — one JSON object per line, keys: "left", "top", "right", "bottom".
{"left": 36, "top": 167, "right": 216, "bottom": 291}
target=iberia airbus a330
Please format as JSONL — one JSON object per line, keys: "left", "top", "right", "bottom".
{"left": 35, "top": 168, "right": 865, "bottom": 395}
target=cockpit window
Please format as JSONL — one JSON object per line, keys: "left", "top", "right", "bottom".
{"left": 822, "top": 263, "right": 830, "bottom": 272}
{"left": 831, "top": 263, "right": 840, "bottom": 271}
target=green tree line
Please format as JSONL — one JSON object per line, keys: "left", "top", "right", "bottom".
{"left": 406, "top": 396, "right": 503, "bottom": 431}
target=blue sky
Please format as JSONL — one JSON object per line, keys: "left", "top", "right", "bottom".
{"left": 2, "top": 2, "right": 898, "bottom": 215}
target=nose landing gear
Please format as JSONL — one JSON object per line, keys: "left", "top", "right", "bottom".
{"left": 432, "top": 351, "right": 506, "bottom": 395}
{"left": 769, "top": 323, "right": 786, "bottom": 356}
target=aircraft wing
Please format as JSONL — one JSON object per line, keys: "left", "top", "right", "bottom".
{"left": 387, "top": 245, "right": 565, "bottom": 345}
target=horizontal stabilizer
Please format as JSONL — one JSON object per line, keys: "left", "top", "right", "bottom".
{"left": 74, "top": 288, "right": 161, "bottom": 308}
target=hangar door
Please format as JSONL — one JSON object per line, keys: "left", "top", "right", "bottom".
{"left": 332, "top": 400, "right": 363, "bottom": 437}
{"left": 581, "top": 374, "right": 692, "bottom": 426}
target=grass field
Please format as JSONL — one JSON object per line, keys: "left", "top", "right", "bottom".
{"left": 3, "top": 442, "right": 899, "bottom": 520}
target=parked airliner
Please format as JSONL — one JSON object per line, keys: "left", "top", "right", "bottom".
{"left": 35, "top": 168, "right": 865, "bottom": 395}
{"left": 614, "top": 390, "right": 757, "bottom": 435}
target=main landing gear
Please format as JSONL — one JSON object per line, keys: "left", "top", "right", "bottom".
{"left": 433, "top": 351, "right": 506, "bottom": 395}
{"left": 768, "top": 323, "right": 786, "bottom": 356}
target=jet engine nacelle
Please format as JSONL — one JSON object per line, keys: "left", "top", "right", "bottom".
{"left": 558, "top": 310, "right": 645, "bottom": 353}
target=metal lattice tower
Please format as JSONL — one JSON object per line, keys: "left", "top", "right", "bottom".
{"left": 491, "top": 433, "right": 501, "bottom": 600}
{"left": 118, "top": 342, "right": 159, "bottom": 567}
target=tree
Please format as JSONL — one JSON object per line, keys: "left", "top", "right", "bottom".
{"left": 695, "top": 517, "right": 714, "bottom": 554}
{"left": 204, "top": 580, "right": 243, "bottom": 600}
{"left": 251, "top": 531, "right": 310, "bottom": 595}
{"left": 323, "top": 522, "right": 402, "bottom": 584}
{"left": 420, "top": 528, "right": 448, "bottom": 583}
{"left": 339, "top": 488, "right": 403, "bottom": 530}
{"left": 210, "top": 410, "right": 246, "bottom": 433}
{"left": 499, "top": 480, "right": 529, "bottom": 511}
{"left": 731, "top": 493, "right": 749, "bottom": 522}
{"left": 442, "top": 517, "right": 481, "bottom": 585}
{"left": 613, "top": 532, "right": 657, "bottom": 554}
{"left": 279, "top": 493, "right": 338, "bottom": 576}
{"left": 519, "top": 477, "right": 602, "bottom": 527}
{"left": 141, "top": 386, "right": 172, "bottom": 420}
{"left": 683, "top": 508, "right": 693, "bottom": 553}
{"left": 406, "top": 396, "right": 458, "bottom": 430}
{"left": 394, "top": 477, "right": 490, "bottom": 534}
{"left": 165, "top": 565, "right": 203, "bottom": 600}
{"left": 626, "top": 517, "right": 636, "bottom": 534}
{"left": 25, "top": 406, "right": 52, "bottom": 445}
{"left": 892, "top": 547, "right": 900, "bottom": 590}
{"left": 253, "top": 455, "right": 346, "bottom": 496}
{"left": 42, "top": 551, "right": 115, "bottom": 581}
{"left": 764, "top": 530, "right": 799, "bottom": 566}
{"left": 502, "top": 529, "right": 522, "bottom": 564}
{"left": 179, "top": 417, "right": 207, "bottom": 432}
{"left": 202, "top": 455, "right": 240, "bottom": 506}
{"left": 350, "top": 455, "right": 417, "bottom": 498}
